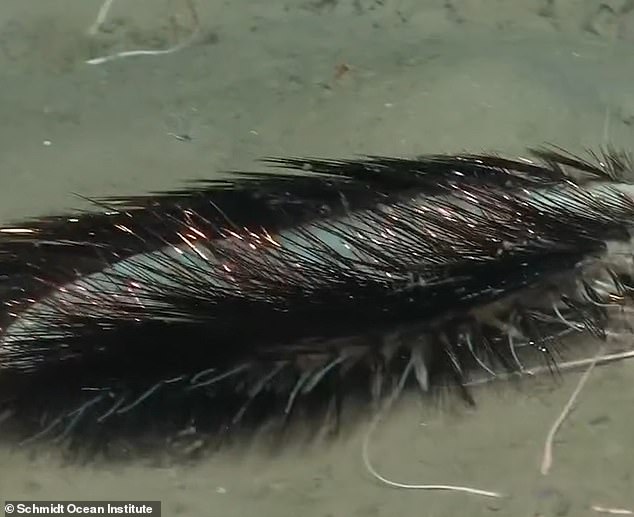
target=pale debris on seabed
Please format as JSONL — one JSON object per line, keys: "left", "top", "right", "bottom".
{"left": 592, "top": 506, "right": 634, "bottom": 515}
{"left": 85, "top": 0, "right": 200, "bottom": 65}
{"left": 362, "top": 337, "right": 634, "bottom": 512}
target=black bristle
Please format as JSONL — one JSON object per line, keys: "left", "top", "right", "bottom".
{"left": 1, "top": 146, "right": 634, "bottom": 460}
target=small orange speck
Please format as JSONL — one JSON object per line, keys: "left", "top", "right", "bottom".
{"left": 334, "top": 62, "right": 352, "bottom": 80}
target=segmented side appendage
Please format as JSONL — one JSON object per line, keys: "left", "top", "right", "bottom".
{"left": 1, "top": 146, "right": 633, "bottom": 458}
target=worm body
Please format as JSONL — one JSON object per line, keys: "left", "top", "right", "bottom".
{"left": 1, "top": 147, "right": 633, "bottom": 459}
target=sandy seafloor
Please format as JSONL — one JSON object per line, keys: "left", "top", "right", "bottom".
{"left": 0, "top": 1, "right": 634, "bottom": 516}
